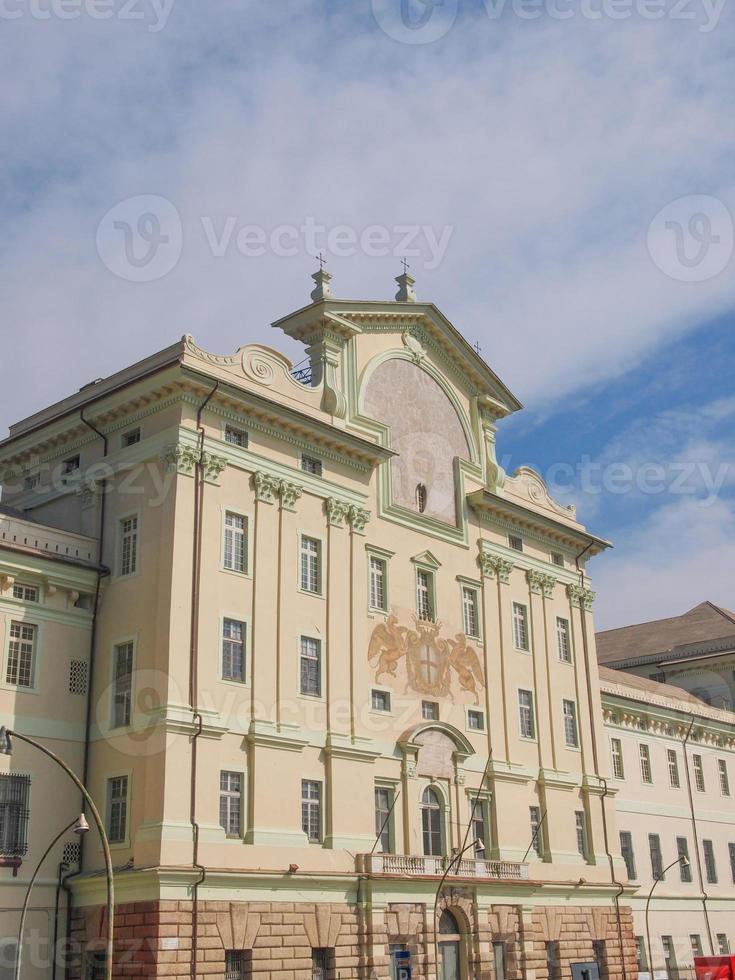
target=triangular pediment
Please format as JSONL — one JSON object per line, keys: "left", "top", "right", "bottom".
{"left": 410, "top": 549, "right": 442, "bottom": 569}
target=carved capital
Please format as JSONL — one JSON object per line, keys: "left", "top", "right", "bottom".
{"left": 326, "top": 497, "right": 350, "bottom": 527}
{"left": 527, "top": 569, "right": 557, "bottom": 598}
{"left": 278, "top": 480, "right": 303, "bottom": 512}
{"left": 348, "top": 506, "right": 370, "bottom": 534}
{"left": 566, "top": 583, "right": 596, "bottom": 611}
{"left": 479, "top": 552, "right": 513, "bottom": 584}
{"left": 253, "top": 471, "right": 280, "bottom": 504}
{"left": 201, "top": 451, "right": 227, "bottom": 485}
{"left": 76, "top": 481, "right": 102, "bottom": 509}
{"left": 161, "top": 443, "right": 200, "bottom": 476}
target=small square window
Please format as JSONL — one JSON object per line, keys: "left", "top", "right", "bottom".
{"left": 23, "top": 473, "right": 40, "bottom": 491}
{"left": 225, "top": 425, "right": 248, "bottom": 448}
{"left": 301, "top": 454, "right": 323, "bottom": 476}
{"left": 121, "top": 428, "right": 141, "bottom": 448}
{"left": 467, "top": 709, "right": 485, "bottom": 731}
{"left": 371, "top": 689, "right": 391, "bottom": 712}
{"left": 551, "top": 552, "right": 564, "bottom": 567}
{"left": 12, "top": 583, "right": 39, "bottom": 603}
{"left": 62, "top": 455, "right": 80, "bottom": 474}
{"left": 508, "top": 534, "right": 523, "bottom": 552}
{"left": 422, "top": 701, "right": 439, "bottom": 721}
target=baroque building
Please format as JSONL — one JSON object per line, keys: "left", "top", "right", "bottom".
{"left": 0, "top": 269, "right": 674, "bottom": 980}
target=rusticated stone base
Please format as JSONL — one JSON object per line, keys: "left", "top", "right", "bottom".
{"left": 67, "top": 897, "right": 638, "bottom": 980}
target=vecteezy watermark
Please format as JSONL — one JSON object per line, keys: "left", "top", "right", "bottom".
{"left": 0, "top": 0, "right": 175, "bottom": 31}
{"left": 96, "top": 195, "right": 454, "bottom": 282}
{"left": 372, "top": 0, "right": 726, "bottom": 40}
{"left": 647, "top": 195, "right": 734, "bottom": 283}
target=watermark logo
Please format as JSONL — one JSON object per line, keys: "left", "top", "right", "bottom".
{"left": 96, "top": 194, "right": 183, "bottom": 282}
{"left": 0, "top": 0, "right": 175, "bottom": 31}
{"left": 647, "top": 195, "right": 733, "bottom": 283}
{"left": 371, "top": 0, "right": 459, "bottom": 43}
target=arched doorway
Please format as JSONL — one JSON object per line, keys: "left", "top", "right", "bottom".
{"left": 421, "top": 786, "right": 443, "bottom": 856}
{"left": 438, "top": 909, "right": 465, "bottom": 980}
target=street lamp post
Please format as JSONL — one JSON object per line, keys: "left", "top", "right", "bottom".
{"left": 432, "top": 838, "right": 484, "bottom": 980}
{"left": 0, "top": 727, "right": 114, "bottom": 980}
{"left": 645, "top": 855, "right": 690, "bottom": 979}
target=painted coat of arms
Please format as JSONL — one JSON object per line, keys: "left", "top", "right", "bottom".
{"left": 368, "top": 614, "right": 485, "bottom": 704}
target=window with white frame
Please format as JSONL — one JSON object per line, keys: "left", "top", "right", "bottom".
{"left": 691, "top": 935, "right": 703, "bottom": 958}
{"left": 222, "top": 619, "right": 246, "bottom": 682}
{"left": 300, "top": 454, "right": 322, "bottom": 476}
{"left": 121, "top": 427, "right": 140, "bottom": 448}
{"left": 12, "top": 584, "right": 39, "bottom": 603}
{"left": 518, "top": 689, "right": 536, "bottom": 739}
{"left": 667, "top": 748, "right": 681, "bottom": 788}
{"left": 461, "top": 586, "right": 479, "bottom": 637}
{"left": 0, "top": 773, "right": 31, "bottom": 858}
{"left": 677, "top": 837, "right": 692, "bottom": 881}
{"left": 299, "top": 636, "right": 321, "bottom": 697}
{"left": 512, "top": 602, "right": 529, "bottom": 650}
{"left": 62, "top": 455, "right": 80, "bottom": 474}
{"left": 470, "top": 795, "right": 488, "bottom": 857}
{"left": 421, "top": 786, "right": 443, "bottom": 856}
{"left": 718, "top": 759, "right": 730, "bottom": 796}
{"left": 300, "top": 535, "right": 321, "bottom": 593}
{"left": 301, "top": 780, "right": 322, "bottom": 842}
{"left": 223, "top": 512, "right": 247, "bottom": 573}
{"left": 639, "top": 744, "right": 652, "bottom": 784}
{"left": 556, "top": 617, "right": 571, "bottom": 662}
{"left": 717, "top": 935, "right": 731, "bottom": 955}
{"left": 649, "top": 833, "right": 663, "bottom": 879}
{"left": 219, "top": 771, "right": 242, "bottom": 837}
{"left": 529, "top": 805, "right": 543, "bottom": 856}
{"left": 106, "top": 776, "right": 128, "bottom": 844}
{"left": 111, "top": 642, "right": 134, "bottom": 728}
{"left": 611, "top": 738, "right": 624, "bottom": 779}
{"left": 619, "top": 831, "right": 636, "bottom": 880}
{"left": 224, "top": 424, "right": 248, "bottom": 448}
{"left": 416, "top": 568, "right": 435, "bottom": 622}
{"left": 374, "top": 785, "right": 393, "bottom": 852}
{"left": 575, "top": 810, "right": 588, "bottom": 858}
{"left": 371, "top": 688, "right": 391, "bottom": 712}
{"left": 693, "top": 754, "right": 706, "bottom": 792}
{"left": 508, "top": 534, "right": 523, "bottom": 552}
{"left": 467, "top": 708, "right": 485, "bottom": 731}
{"left": 6, "top": 623, "right": 37, "bottom": 688}
{"left": 118, "top": 516, "right": 138, "bottom": 576}
{"left": 730, "top": 842, "right": 735, "bottom": 883}
{"left": 422, "top": 700, "right": 438, "bottom": 721}
{"left": 703, "top": 839, "right": 718, "bottom": 883}
{"left": 369, "top": 556, "right": 387, "bottom": 611}
{"left": 563, "top": 700, "right": 579, "bottom": 748}
{"left": 23, "top": 473, "right": 40, "bottom": 491}
{"left": 551, "top": 551, "right": 564, "bottom": 567}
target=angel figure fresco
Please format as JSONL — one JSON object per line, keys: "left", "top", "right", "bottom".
{"left": 447, "top": 633, "right": 486, "bottom": 705}
{"left": 368, "top": 613, "right": 409, "bottom": 682}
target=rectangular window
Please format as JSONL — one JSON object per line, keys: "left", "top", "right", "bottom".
{"left": 0, "top": 773, "right": 30, "bottom": 857}
{"left": 662, "top": 937, "right": 676, "bottom": 974}
{"left": 556, "top": 617, "right": 571, "bottom": 662}
{"left": 371, "top": 688, "right": 391, "bottom": 712}
{"left": 649, "top": 833, "right": 663, "bottom": 880}
{"left": 639, "top": 744, "right": 652, "bottom": 783}
{"left": 219, "top": 771, "right": 242, "bottom": 837}
{"left": 519, "top": 690, "right": 536, "bottom": 739}
{"left": 111, "top": 642, "right": 134, "bottom": 729}
{"left": 6, "top": 622, "right": 37, "bottom": 688}
{"left": 374, "top": 786, "right": 393, "bottom": 853}
{"left": 575, "top": 810, "right": 587, "bottom": 858}
{"left": 529, "top": 806, "right": 543, "bottom": 856}
{"left": 222, "top": 619, "right": 246, "bottom": 683}
{"left": 224, "top": 424, "right": 248, "bottom": 448}
{"left": 62, "top": 455, "right": 80, "bottom": 474}
{"left": 717, "top": 935, "right": 730, "bottom": 955}
{"left": 471, "top": 797, "right": 487, "bottom": 858}
{"left": 593, "top": 940, "right": 608, "bottom": 979}
{"left": 118, "top": 516, "right": 138, "bottom": 576}
{"left": 508, "top": 534, "right": 523, "bottom": 552}
{"left": 422, "top": 701, "right": 439, "bottom": 721}
{"left": 369, "top": 556, "right": 387, "bottom": 611}
{"left": 300, "top": 535, "right": 321, "bottom": 593}
{"left": 121, "top": 427, "right": 140, "bottom": 448}
{"left": 23, "top": 473, "right": 40, "bottom": 491}
{"left": 693, "top": 754, "right": 706, "bottom": 792}
{"left": 467, "top": 709, "right": 485, "bottom": 731}
{"left": 730, "top": 842, "right": 735, "bottom": 883}
{"left": 676, "top": 837, "right": 692, "bottom": 882}
{"left": 106, "top": 776, "right": 128, "bottom": 844}
{"left": 301, "top": 454, "right": 323, "bottom": 476}
{"left": 416, "top": 569, "right": 434, "bottom": 621}
{"left": 551, "top": 551, "right": 564, "bottom": 567}
{"left": 667, "top": 748, "right": 681, "bottom": 788}
{"left": 690, "top": 935, "right": 703, "bottom": 958}
{"left": 462, "top": 586, "right": 479, "bottom": 637}
{"left": 611, "top": 738, "right": 625, "bottom": 779}
{"left": 12, "top": 583, "right": 39, "bottom": 603}
{"left": 512, "top": 602, "right": 529, "bottom": 650}
{"left": 312, "top": 949, "right": 328, "bottom": 980}
{"left": 635, "top": 937, "right": 647, "bottom": 972}
{"left": 225, "top": 950, "right": 245, "bottom": 980}
{"left": 223, "top": 512, "right": 246, "bottom": 573}
{"left": 546, "top": 941, "right": 561, "bottom": 980}
{"left": 619, "top": 831, "right": 636, "bottom": 880}
{"left": 718, "top": 759, "right": 730, "bottom": 796}
{"left": 563, "top": 700, "right": 579, "bottom": 748}
{"left": 302, "top": 780, "right": 321, "bottom": 842}
{"left": 703, "top": 839, "right": 718, "bottom": 883}
{"left": 493, "top": 942, "right": 506, "bottom": 980}
{"left": 300, "top": 637, "right": 322, "bottom": 697}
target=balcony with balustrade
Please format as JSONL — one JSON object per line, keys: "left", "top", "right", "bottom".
{"left": 356, "top": 853, "right": 530, "bottom": 880}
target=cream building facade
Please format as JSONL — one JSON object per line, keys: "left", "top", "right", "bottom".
{"left": 0, "top": 270, "right": 707, "bottom": 980}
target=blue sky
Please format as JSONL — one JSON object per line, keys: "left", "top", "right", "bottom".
{"left": 1, "top": 0, "right": 733, "bottom": 629}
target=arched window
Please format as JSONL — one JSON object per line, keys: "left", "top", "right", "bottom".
{"left": 421, "top": 786, "right": 443, "bottom": 856}
{"left": 439, "top": 910, "right": 460, "bottom": 935}
{"left": 416, "top": 483, "right": 427, "bottom": 513}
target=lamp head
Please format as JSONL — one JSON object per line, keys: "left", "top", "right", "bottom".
{"left": 473, "top": 838, "right": 485, "bottom": 854}
{"left": 0, "top": 727, "right": 12, "bottom": 755}
{"left": 73, "top": 814, "right": 90, "bottom": 835}
{"left": 680, "top": 855, "right": 690, "bottom": 869}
